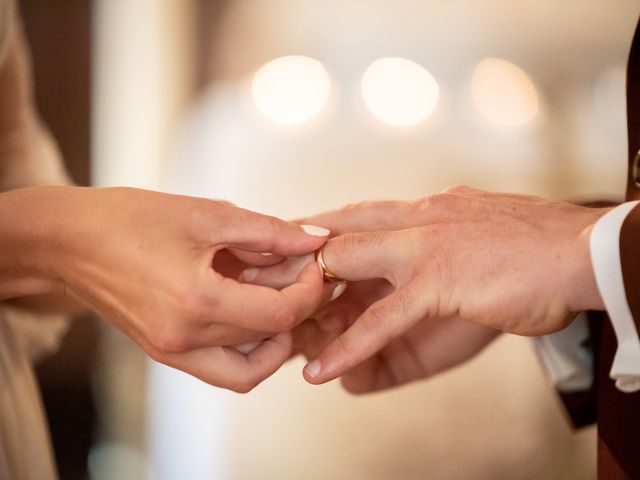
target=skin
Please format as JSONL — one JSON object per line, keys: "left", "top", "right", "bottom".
{"left": 0, "top": 19, "right": 330, "bottom": 393}
{"left": 0, "top": 186, "right": 329, "bottom": 392}
{"left": 244, "top": 186, "right": 609, "bottom": 392}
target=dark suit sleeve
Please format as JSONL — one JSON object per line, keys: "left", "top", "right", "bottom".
{"left": 620, "top": 204, "right": 640, "bottom": 329}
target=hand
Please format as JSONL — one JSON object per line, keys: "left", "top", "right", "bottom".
{"left": 251, "top": 186, "right": 609, "bottom": 386}
{"left": 0, "top": 186, "right": 329, "bottom": 391}
{"left": 294, "top": 276, "right": 499, "bottom": 393}
{"left": 243, "top": 214, "right": 497, "bottom": 394}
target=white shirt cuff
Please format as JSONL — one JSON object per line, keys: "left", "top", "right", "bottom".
{"left": 532, "top": 313, "right": 593, "bottom": 393}
{"left": 590, "top": 200, "right": 640, "bottom": 393}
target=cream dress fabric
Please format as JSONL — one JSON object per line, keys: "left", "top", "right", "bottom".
{"left": 0, "top": 1, "right": 73, "bottom": 478}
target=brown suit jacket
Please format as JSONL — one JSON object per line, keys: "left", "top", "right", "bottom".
{"left": 589, "top": 17, "right": 640, "bottom": 479}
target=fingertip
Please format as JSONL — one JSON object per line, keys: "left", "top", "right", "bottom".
{"left": 330, "top": 282, "right": 347, "bottom": 301}
{"left": 301, "top": 224, "right": 331, "bottom": 237}
{"left": 303, "top": 359, "right": 325, "bottom": 384}
{"left": 269, "top": 225, "right": 328, "bottom": 258}
{"left": 296, "top": 259, "right": 324, "bottom": 284}
{"left": 303, "top": 348, "right": 345, "bottom": 385}
{"left": 234, "top": 341, "right": 263, "bottom": 355}
{"left": 240, "top": 267, "right": 260, "bottom": 283}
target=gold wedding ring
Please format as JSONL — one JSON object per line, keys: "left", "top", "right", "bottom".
{"left": 315, "top": 245, "right": 346, "bottom": 283}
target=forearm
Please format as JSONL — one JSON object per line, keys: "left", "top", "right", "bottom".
{"left": 0, "top": 13, "right": 80, "bottom": 314}
{"left": 0, "top": 186, "right": 86, "bottom": 315}
{"left": 0, "top": 187, "right": 86, "bottom": 315}
{"left": 0, "top": 186, "right": 62, "bottom": 299}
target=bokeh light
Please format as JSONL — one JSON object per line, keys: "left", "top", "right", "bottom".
{"left": 251, "top": 55, "right": 331, "bottom": 125}
{"left": 361, "top": 57, "right": 440, "bottom": 127}
{"left": 471, "top": 57, "right": 540, "bottom": 127}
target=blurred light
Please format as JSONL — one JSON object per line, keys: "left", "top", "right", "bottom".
{"left": 361, "top": 57, "right": 440, "bottom": 127}
{"left": 251, "top": 55, "right": 330, "bottom": 125}
{"left": 471, "top": 58, "right": 539, "bottom": 127}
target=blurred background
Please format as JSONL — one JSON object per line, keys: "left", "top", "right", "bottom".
{"left": 25, "top": 0, "right": 640, "bottom": 479}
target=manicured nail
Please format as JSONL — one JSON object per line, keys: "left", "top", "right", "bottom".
{"left": 305, "top": 360, "right": 321, "bottom": 377}
{"left": 301, "top": 224, "right": 330, "bottom": 237}
{"left": 260, "top": 252, "right": 274, "bottom": 256}
{"left": 235, "top": 341, "right": 262, "bottom": 355}
{"left": 242, "top": 268, "right": 260, "bottom": 282}
{"left": 330, "top": 282, "right": 347, "bottom": 301}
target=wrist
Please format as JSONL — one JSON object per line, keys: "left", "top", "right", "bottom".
{"left": 565, "top": 207, "right": 610, "bottom": 312}
{"left": 0, "top": 185, "right": 77, "bottom": 299}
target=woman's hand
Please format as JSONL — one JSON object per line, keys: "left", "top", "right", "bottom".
{"left": 0, "top": 186, "right": 329, "bottom": 391}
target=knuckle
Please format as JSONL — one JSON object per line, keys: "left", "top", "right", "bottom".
{"left": 363, "top": 231, "right": 388, "bottom": 250}
{"left": 330, "top": 231, "right": 384, "bottom": 260}
{"left": 147, "top": 323, "right": 191, "bottom": 354}
{"left": 441, "top": 184, "right": 472, "bottom": 194}
{"left": 362, "top": 303, "right": 388, "bottom": 330}
{"left": 340, "top": 201, "right": 367, "bottom": 213}
{"left": 144, "top": 345, "right": 167, "bottom": 364}
{"left": 393, "top": 288, "right": 415, "bottom": 320}
{"left": 230, "top": 379, "right": 258, "bottom": 394}
{"left": 227, "top": 372, "right": 260, "bottom": 393}
{"left": 181, "top": 288, "right": 218, "bottom": 321}
{"left": 328, "top": 233, "right": 357, "bottom": 260}
{"left": 413, "top": 193, "right": 455, "bottom": 214}
{"left": 265, "top": 214, "right": 285, "bottom": 235}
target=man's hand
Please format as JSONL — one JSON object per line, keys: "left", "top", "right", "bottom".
{"left": 0, "top": 186, "right": 329, "bottom": 392}
{"left": 294, "top": 280, "right": 499, "bottom": 393}
{"left": 244, "top": 186, "right": 609, "bottom": 387}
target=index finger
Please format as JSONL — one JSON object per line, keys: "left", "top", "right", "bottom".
{"left": 303, "top": 280, "right": 431, "bottom": 384}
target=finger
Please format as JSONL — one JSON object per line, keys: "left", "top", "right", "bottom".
{"left": 303, "top": 282, "right": 429, "bottom": 384}
{"left": 299, "top": 193, "right": 472, "bottom": 235}
{"left": 219, "top": 206, "right": 329, "bottom": 256}
{"left": 212, "top": 249, "right": 282, "bottom": 280}
{"left": 299, "top": 200, "right": 420, "bottom": 235}
{"left": 319, "top": 229, "right": 419, "bottom": 284}
{"left": 167, "top": 331, "right": 293, "bottom": 392}
{"left": 342, "top": 318, "right": 500, "bottom": 394}
{"left": 240, "top": 253, "right": 347, "bottom": 308}
{"left": 240, "top": 254, "right": 314, "bottom": 289}
{"left": 228, "top": 248, "right": 285, "bottom": 267}
{"left": 234, "top": 340, "right": 264, "bottom": 355}
{"left": 440, "top": 184, "right": 480, "bottom": 195}
{"left": 211, "top": 260, "right": 325, "bottom": 332}
{"left": 292, "top": 318, "right": 343, "bottom": 360}
{"left": 196, "top": 323, "right": 269, "bottom": 347}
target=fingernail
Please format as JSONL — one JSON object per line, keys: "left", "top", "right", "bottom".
{"left": 305, "top": 359, "right": 321, "bottom": 377}
{"left": 235, "top": 341, "right": 262, "bottom": 355}
{"left": 260, "top": 252, "right": 274, "bottom": 256}
{"left": 330, "top": 282, "right": 347, "bottom": 301}
{"left": 242, "top": 268, "right": 260, "bottom": 282}
{"left": 301, "top": 224, "right": 330, "bottom": 237}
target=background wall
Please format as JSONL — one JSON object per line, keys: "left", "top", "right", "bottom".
{"left": 85, "top": 1, "right": 640, "bottom": 479}
{"left": 20, "top": 2, "right": 96, "bottom": 479}
{"left": 151, "top": 1, "right": 638, "bottom": 479}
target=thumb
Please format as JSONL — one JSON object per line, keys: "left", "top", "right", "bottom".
{"left": 221, "top": 206, "right": 330, "bottom": 256}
